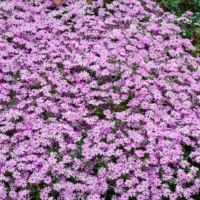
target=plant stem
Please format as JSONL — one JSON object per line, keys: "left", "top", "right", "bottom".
{"left": 36, "top": 185, "right": 40, "bottom": 200}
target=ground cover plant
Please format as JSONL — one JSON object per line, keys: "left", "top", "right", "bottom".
{"left": 153, "top": 0, "right": 200, "bottom": 57}
{"left": 0, "top": 0, "right": 200, "bottom": 199}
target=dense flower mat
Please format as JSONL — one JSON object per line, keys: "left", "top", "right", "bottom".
{"left": 0, "top": 0, "right": 200, "bottom": 199}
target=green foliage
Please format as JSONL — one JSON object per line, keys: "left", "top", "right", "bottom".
{"left": 94, "top": 108, "right": 105, "bottom": 119}
{"left": 30, "top": 185, "right": 40, "bottom": 200}
{"left": 50, "top": 86, "right": 57, "bottom": 94}
{"left": 10, "top": 116, "right": 23, "bottom": 124}
{"left": 8, "top": 70, "right": 20, "bottom": 79}
{"left": 32, "top": 82, "right": 42, "bottom": 89}
{"left": 154, "top": 0, "right": 200, "bottom": 16}
{"left": 93, "top": 159, "right": 108, "bottom": 174}
{"left": 8, "top": 89, "right": 18, "bottom": 107}
{"left": 154, "top": 0, "right": 200, "bottom": 56}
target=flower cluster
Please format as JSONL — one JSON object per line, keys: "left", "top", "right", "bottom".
{"left": 0, "top": 0, "right": 200, "bottom": 199}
